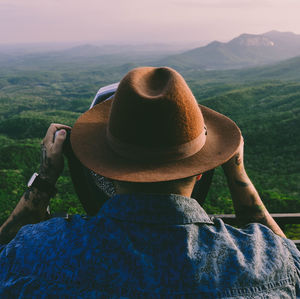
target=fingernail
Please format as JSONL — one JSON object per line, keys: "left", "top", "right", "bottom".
{"left": 59, "top": 130, "right": 66, "bottom": 135}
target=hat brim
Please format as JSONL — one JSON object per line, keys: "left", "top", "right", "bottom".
{"left": 71, "top": 99, "right": 241, "bottom": 182}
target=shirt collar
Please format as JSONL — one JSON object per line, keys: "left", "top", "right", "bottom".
{"left": 100, "top": 193, "right": 213, "bottom": 225}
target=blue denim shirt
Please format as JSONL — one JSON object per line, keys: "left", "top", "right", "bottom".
{"left": 0, "top": 194, "right": 299, "bottom": 298}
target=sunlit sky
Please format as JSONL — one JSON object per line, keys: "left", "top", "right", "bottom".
{"left": 1, "top": 0, "right": 300, "bottom": 45}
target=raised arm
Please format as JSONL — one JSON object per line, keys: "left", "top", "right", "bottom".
{"left": 0, "top": 123, "right": 70, "bottom": 245}
{"left": 222, "top": 137, "right": 286, "bottom": 238}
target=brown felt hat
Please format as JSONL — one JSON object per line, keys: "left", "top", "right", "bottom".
{"left": 71, "top": 67, "right": 241, "bottom": 182}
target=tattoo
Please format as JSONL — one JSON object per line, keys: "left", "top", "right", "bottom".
{"left": 24, "top": 188, "right": 31, "bottom": 201}
{"left": 22, "top": 188, "right": 50, "bottom": 208}
{"left": 234, "top": 179, "right": 248, "bottom": 187}
{"left": 23, "top": 187, "right": 50, "bottom": 208}
{"left": 39, "top": 143, "right": 52, "bottom": 176}
{"left": 0, "top": 189, "right": 51, "bottom": 245}
{"left": 39, "top": 143, "right": 58, "bottom": 184}
{"left": 28, "top": 188, "right": 50, "bottom": 208}
{"left": 0, "top": 148, "right": 53, "bottom": 245}
{"left": 235, "top": 153, "right": 241, "bottom": 166}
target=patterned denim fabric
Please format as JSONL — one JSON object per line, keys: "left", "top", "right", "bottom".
{"left": 0, "top": 193, "right": 299, "bottom": 298}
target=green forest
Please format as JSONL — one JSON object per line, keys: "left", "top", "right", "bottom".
{"left": 0, "top": 51, "right": 299, "bottom": 239}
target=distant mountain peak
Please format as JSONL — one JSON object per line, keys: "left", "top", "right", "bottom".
{"left": 207, "top": 40, "right": 223, "bottom": 47}
{"left": 230, "top": 34, "right": 275, "bottom": 47}
{"left": 264, "top": 30, "right": 297, "bottom": 37}
{"left": 158, "top": 30, "right": 300, "bottom": 71}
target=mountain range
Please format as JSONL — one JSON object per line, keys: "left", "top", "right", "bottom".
{"left": 158, "top": 30, "right": 300, "bottom": 70}
{"left": 2, "top": 30, "right": 300, "bottom": 72}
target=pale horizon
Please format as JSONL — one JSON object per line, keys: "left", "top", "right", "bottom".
{"left": 1, "top": 0, "right": 300, "bottom": 46}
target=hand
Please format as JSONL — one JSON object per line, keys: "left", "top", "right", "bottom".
{"left": 39, "top": 123, "right": 72, "bottom": 185}
{"left": 222, "top": 136, "right": 245, "bottom": 177}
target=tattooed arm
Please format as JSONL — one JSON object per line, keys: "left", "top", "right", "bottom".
{"left": 222, "top": 137, "right": 285, "bottom": 238}
{"left": 0, "top": 123, "right": 71, "bottom": 245}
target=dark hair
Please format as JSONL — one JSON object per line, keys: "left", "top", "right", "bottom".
{"left": 113, "top": 176, "right": 197, "bottom": 195}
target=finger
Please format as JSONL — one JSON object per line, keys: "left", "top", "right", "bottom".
{"left": 52, "top": 129, "right": 67, "bottom": 153}
{"left": 43, "top": 123, "right": 71, "bottom": 145}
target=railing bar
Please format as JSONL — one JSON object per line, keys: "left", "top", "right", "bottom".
{"left": 269, "top": 213, "right": 300, "bottom": 218}
{"left": 212, "top": 213, "right": 300, "bottom": 219}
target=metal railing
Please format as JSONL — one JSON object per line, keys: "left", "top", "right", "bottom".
{"left": 214, "top": 213, "right": 300, "bottom": 250}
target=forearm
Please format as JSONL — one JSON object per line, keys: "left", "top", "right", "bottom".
{"left": 0, "top": 124, "right": 69, "bottom": 245}
{"left": 0, "top": 188, "right": 50, "bottom": 244}
{"left": 224, "top": 167, "right": 286, "bottom": 237}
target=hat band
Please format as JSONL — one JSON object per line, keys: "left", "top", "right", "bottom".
{"left": 106, "top": 127, "right": 207, "bottom": 162}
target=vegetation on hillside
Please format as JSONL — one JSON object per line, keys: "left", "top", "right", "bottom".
{"left": 0, "top": 53, "right": 299, "bottom": 239}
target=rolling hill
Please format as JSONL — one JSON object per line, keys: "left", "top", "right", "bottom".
{"left": 0, "top": 48, "right": 299, "bottom": 238}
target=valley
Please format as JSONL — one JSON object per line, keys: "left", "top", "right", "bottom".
{"left": 0, "top": 34, "right": 299, "bottom": 238}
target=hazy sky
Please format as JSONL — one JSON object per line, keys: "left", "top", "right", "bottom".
{"left": 1, "top": 0, "right": 300, "bottom": 45}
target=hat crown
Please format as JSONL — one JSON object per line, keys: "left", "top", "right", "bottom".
{"left": 108, "top": 67, "right": 204, "bottom": 150}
